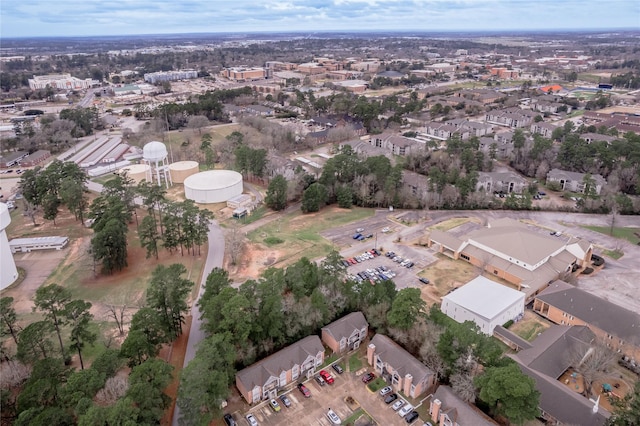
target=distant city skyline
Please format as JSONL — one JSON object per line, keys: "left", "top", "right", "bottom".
{"left": 1, "top": 0, "right": 638, "bottom": 39}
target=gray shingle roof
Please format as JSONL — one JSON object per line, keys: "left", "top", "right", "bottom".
{"left": 236, "top": 336, "right": 323, "bottom": 390}
{"left": 370, "top": 334, "right": 434, "bottom": 382}
{"left": 432, "top": 386, "right": 498, "bottom": 426}
{"left": 537, "top": 281, "right": 640, "bottom": 346}
{"left": 321, "top": 312, "right": 368, "bottom": 342}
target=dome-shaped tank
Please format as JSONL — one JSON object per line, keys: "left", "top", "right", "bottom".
{"left": 169, "top": 161, "right": 199, "bottom": 184}
{"left": 184, "top": 170, "right": 243, "bottom": 204}
{"left": 143, "top": 141, "right": 168, "bottom": 162}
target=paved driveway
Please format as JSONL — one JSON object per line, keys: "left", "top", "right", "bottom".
{"left": 241, "top": 367, "right": 428, "bottom": 426}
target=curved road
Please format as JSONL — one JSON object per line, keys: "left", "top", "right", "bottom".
{"left": 172, "top": 220, "right": 225, "bottom": 426}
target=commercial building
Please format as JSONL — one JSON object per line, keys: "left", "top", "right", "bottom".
{"left": 143, "top": 69, "right": 198, "bottom": 84}
{"left": 28, "top": 73, "right": 98, "bottom": 90}
{"left": 441, "top": 276, "right": 525, "bottom": 334}
{"left": 428, "top": 218, "right": 593, "bottom": 299}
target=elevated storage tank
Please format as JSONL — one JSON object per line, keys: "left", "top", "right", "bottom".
{"left": 169, "top": 161, "right": 199, "bottom": 184}
{"left": 183, "top": 170, "right": 243, "bottom": 204}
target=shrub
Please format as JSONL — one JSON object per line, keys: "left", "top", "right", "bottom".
{"left": 503, "top": 320, "right": 514, "bottom": 329}
{"left": 264, "top": 236, "right": 284, "bottom": 245}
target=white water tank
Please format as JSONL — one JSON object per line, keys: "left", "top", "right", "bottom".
{"left": 0, "top": 203, "right": 19, "bottom": 290}
{"left": 184, "top": 170, "right": 243, "bottom": 204}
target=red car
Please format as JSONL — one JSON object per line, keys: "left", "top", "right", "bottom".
{"left": 297, "top": 383, "right": 311, "bottom": 398}
{"left": 362, "top": 372, "right": 375, "bottom": 384}
{"left": 319, "top": 370, "right": 335, "bottom": 385}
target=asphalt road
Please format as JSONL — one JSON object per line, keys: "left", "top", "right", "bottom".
{"left": 172, "top": 220, "right": 225, "bottom": 426}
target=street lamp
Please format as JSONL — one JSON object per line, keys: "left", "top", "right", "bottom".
{"left": 374, "top": 232, "right": 378, "bottom": 251}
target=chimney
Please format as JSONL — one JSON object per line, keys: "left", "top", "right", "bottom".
{"left": 367, "top": 343, "right": 375, "bottom": 366}
{"left": 403, "top": 374, "right": 413, "bottom": 397}
{"left": 430, "top": 398, "right": 442, "bottom": 424}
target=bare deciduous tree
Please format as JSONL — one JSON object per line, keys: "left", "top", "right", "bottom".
{"left": 569, "top": 339, "right": 618, "bottom": 398}
{"left": 0, "top": 360, "right": 31, "bottom": 389}
{"left": 450, "top": 372, "right": 477, "bottom": 403}
{"left": 226, "top": 224, "right": 245, "bottom": 266}
{"left": 95, "top": 375, "right": 129, "bottom": 405}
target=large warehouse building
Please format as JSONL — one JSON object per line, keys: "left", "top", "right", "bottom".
{"left": 441, "top": 275, "right": 525, "bottom": 334}
{"left": 0, "top": 203, "right": 18, "bottom": 290}
{"left": 184, "top": 170, "right": 243, "bottom": 204}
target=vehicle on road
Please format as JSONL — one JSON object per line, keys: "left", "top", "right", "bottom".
{"left": 332, "top": 364, "right": 344, "bottom": 374}
{"left": 392, "top": 400, "right": 405, "bottom": 411}
{"left": 380, "top": 386, "right": 392, "bottom": 396}
{"left": 223, "top": 413, "right": 236, "bottom": 426}
{"left": 398, "top": 404, "right": 414, "bottom": 417}
{"left": 319, "top": 370, "right": 335, "bottom": 385}
{"left": 297, "top": 383, "right": 311, "bottom": 398}
{"left": 327, "top": 408, "right": 342, "bottom": 425}
{"left": 269, "top": 399, "right": 281, "bottom": 412}
{"left": 279, "top": 394, "right": 292, "bottom": 408}
{"left": 245, "top": 413, "right": 259, "bottom": 426}
{"left": 362, "top": 372, "right": 375, "bottom": 383}
{"left": 384, "top": 393, "right": 398, "bottom": 404}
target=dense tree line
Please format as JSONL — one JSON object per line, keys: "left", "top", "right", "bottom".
{"left": 0, "top": 259, "right": 193, "bottom": 424}
{"left": 19, "top": 160, "right": 89, "bottom": 226}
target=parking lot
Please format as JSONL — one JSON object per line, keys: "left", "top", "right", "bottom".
{"left": 236, "top": 363, "right": 429, "bottom": 426}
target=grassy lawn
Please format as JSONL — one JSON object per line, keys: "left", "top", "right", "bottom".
{"left": 581, "top": 225, "right": 640, "bottom": 245}
{"left": 342, "top": 408, "right": 366, "bottom": 425}
{"left": 510, "top": 313, "right": 552, "bottom": 342}
{"left": 603, "top": 249, "right": 624, "bottom": 260}
{"left": 247, "top": 207, "right": 375, "bottom": 263}
{"left": 348, "top": 354, "right": 363, "bottom": 372}
{"left": 367, "top": 377, "right": 386, "bottom": 392}
{"left": 419, "top": 254, "right": 477, "bottom": 298}
{"left": 430, "top": 217, "right": 479, "bottom": 232}
{"left": 319, "top": 352, "right": 339, "bottom": 370}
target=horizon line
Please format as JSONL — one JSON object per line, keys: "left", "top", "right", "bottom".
{"left": 3, "top": 27, "right": 639, "bottom": 40}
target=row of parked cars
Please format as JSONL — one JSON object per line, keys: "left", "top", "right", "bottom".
{"left": 341, "top": 248, "right": 381, "bottom": 266}
{"left": 385, "top": 251, "right": 415, "bottom": 268}
{"left": 348, "top": 265, "right": 396, "bottom": 284}
{"left": 226, "top": 364, "right": 347, "bottom": 426}
{"left": 378, "top": 385, "right": 423, "bottom": 424}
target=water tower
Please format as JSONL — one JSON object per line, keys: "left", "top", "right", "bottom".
{"left": 142, "top": 141, "right": 172, "bottom": 188}
{"left": 0, "top": 203, "right": 18, "bottom": 290}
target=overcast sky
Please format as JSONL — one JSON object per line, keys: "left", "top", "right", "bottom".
{"left": 1, "top": 0, "right": 638, "bottom": 38}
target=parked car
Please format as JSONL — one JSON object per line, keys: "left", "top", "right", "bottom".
{"left": 223, "top": 413, "right": 236, "bottom": 426}
{"left": 405, "top": 411, "right": 420, "bottom": 423}
{"left": 361, "top": 372, "right": 375, "bottom": 384}
{"left": 356, "top": 228, "right": 364, "bottom": 233}
{"left": 357, "top": 235, "right": 366, "bottom": 241}
{"left": 269, "top": 399, "right": 281, "bottom": 412}
{"left": 327, "top": 408, "right": 342, "bottom": 425}
{"left": 332, "top": 364, "right": 344, "bottom": 374}
{"left": 297, "top": 383, "right": 311, "bottom": 398}
{"left": 391, "top": 400, "right": 405, "bottom": 411}
{"left": 382, "top": 227, "right": 390, "bottom": 233}
{"left": 245, "top": 413, "right": 259, "bottom": 426}
{"left": 380, "top": 386, "right": 393, "bottom": 396}
{"left": 398, "top": 404, "right": 414, "bottom": 417}
{"left": 319, "top": 370, "right": 335, "bottom": 385}
{"left": 353, "top": 233, "right": 362, "bottom": 239}
{"left": 419, "top": 277, "right": 430, "bottom": 285}
{"left": 315, "top": 375, "right": 326, "bottom": 386}
{"left": 384, "top": 393, "right": 398, "bottom": 404}
{"left": 279, "top": 394, "right": 292, "bottom": 408}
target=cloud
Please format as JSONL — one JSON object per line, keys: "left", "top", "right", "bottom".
{"left": 1, "top": 0, "right": 638, "bottom": 38}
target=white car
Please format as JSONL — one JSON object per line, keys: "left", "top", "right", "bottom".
{"left": 382, "top": 227, "right": 390, "bottom": 233}
{"left": 327, "top": 408, "right": 342, "bottom": 424}
{"left": 245, "top": 413, "right": 259, "bottom": 426}
{"left": 391, "top": 400, "right": 405, "bottom": 411}
{"left": 398, "top": 404, "right": 414, "bottom": 417}
{"left": 379, "top": 386, "right": 393, "bottom": 396}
